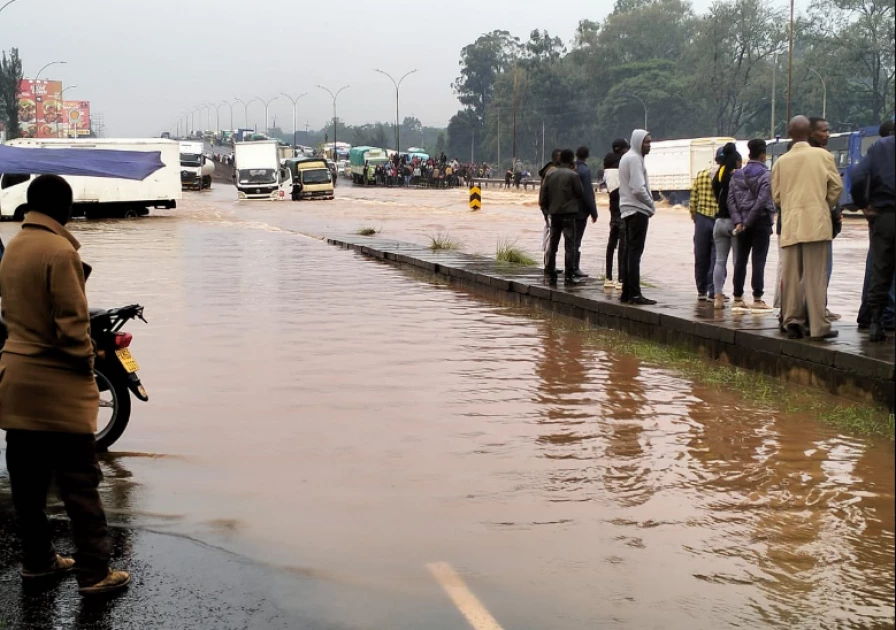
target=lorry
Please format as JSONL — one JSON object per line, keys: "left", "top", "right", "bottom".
{"left": 233, "top": 140, "right": 292, "bottom": 201}
{"left": 643, "top": 137, "right": 734, "bottom": 205}
{"left": 179, "top": 140, "right": 215, "bottom": 190}
{"left": 285, "top": 157, "right": 334, "bottom": 200}
{"left": 349, "top": 146, "right": 389, "bottom": 185}
{"left": 0, "top": 138, "right": 181, "bottom": 220}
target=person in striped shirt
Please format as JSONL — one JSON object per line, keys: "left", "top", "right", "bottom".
{"left": 690, "top": 149, "right": 723, "bottom": 300}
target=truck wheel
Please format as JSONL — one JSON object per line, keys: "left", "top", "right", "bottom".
{"left": 13, "top": 206, "right": 27, "bottom": 222}
{"left": 123, "top": 208, "right": 140, "bottom": 219}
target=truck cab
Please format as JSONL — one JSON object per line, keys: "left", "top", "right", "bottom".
{"left": 234, "top": 140, "right": 292, "bottom": 201}
{"left": 286, "top": 158, "right": 335, "bottom": 200}
{"left": 179, "top": 141, "right": 214, "bottom": 190}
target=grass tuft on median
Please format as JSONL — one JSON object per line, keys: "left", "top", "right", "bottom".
{"left": 496, "top": 238, "right": 537, "bottom": 266}
{"left": 428, "top": 232, "right": 463, "bottom": 252}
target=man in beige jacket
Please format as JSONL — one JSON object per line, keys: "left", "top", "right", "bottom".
{"left": 772, "top": 116, "right": 843, "bottom": 340}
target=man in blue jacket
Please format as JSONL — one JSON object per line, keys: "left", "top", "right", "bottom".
{"left": 851, "top": 121, "right": 896, "bottom": 342}
{"left": 574, "top": 146, "right": 598, "bottom": 278}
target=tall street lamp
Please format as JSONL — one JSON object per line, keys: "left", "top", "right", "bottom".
{"left": 786, "top": 0, "right": 795, "bottom": 123}
{"left": 621, "top": 93, "right": 647, "bottom": 129}
{"left": 317, "top": 84, "right": 349, "bottom": 160}
{"left": 808, "top": 68, "right": 827, "bottom": 119}
{"left": 281, "top": 92, "right": 308, "bottom": 153}
{"left": 219, "top": 101, "right": 233, "bottom": 135}
{"left": 0, "top": 0, "right": 24, "bottom": 16}
{"left": 252, "top": 96, "right": 278, "bottom": 136}
{"left": 59, "top": 85, "right": 78, "bottom": 138}
{"left": 234, "top": 97, "right": 249, "bottom": 130}
{"left": 34, "top": 60, "right": 66, "bottom": 82}
{"left": 373, "top": 68, "right": 417, "bottom": 153}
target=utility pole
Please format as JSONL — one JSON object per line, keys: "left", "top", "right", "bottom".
{"left": 808, "top": 69, "right": 827, "bottom": 119}
{"left": 497, "top": 108, "right": 501, "bottom": 168}
{"left": 252, "top": 96, "right": 278, "bottom": 136}
{"left": 786, "top": 0, "right": 795, "bottom": 124}
{"left": 317, "top": 84, "right": 350, "bottom": 160}
{"left": 770, "top": 55, "right": 777, "bottom": 138}
{"left": 512, "top": 66, "right": 519, "bottom": 164}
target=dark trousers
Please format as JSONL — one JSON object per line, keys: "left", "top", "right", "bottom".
{"left": 694, "top": 212, "right": 715, "bottom": 296}
{"left": 606, "top": 219, "right": 624, "bottom": 281}
{"left": 5, "top": 430, "right": 110, "bottom": 586}
{"left": 869, "top": 211, "right": 896, "bottom": 312}
{"left": 732, "top": 226, "right": 771, "bottom": 299}
{"left": 545, "top": 214, "right": 578, "bottom": 279}
{"left": 858, "top": 245, "right": 896, "bottom": 325}
{"left": 622, "top": 212, "right": 649, "bottom": 300}
{"left": 574, "top": 215, "right": 588, "bottom": 272}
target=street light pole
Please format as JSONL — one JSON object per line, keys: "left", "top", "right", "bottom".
{"left": 373, "top": 68, "right": 417, "bottom": 153}
{"left": 59, "top": 85, "right": 78, "bottom": 138}
{"left": 770, "top": 54, "right": 778, "bottom": 138}
{"left": 622, "top": 93, "right": 647, "bottom": 129}
{"left": 252, "top": 96, "right": 278, "bottom": 137}
{"left": 281, "top": 92, "right": 308, "bottom": 154}
{"left": 34, "top": 60, "right": 67, "bottom": 83}
{"left": 221, "top": 100, "right": 234, "bottom": 134}
{"left": 808, "top": 68, "right": 827, "bottom": 119}
{"left": 317, "top": 84, "right": 349, "bottom": 160}
{"left": 234, "top": 97, "right": 249, "bottom": 130}
{"left": 786, "top": 0, "right": 795, "bottom": 124}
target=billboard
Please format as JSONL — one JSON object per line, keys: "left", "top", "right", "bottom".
{"left": 18, "top": 79, "right": 63, "bottom": 138}
{"left": 63, "top": 100, "right": 91, "bottom": 137}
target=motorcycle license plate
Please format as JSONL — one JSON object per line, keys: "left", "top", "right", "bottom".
{"left": 115, "top": 348, "right": 140, "bottom": 373}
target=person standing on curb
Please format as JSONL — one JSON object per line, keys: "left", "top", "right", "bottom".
{"left": 728, "top": 139, "right": 775, "bottom": 313}
{"left": 690, "top": 149, "right": 722, "bottom": 301}
{"left": 0, "top": 175, "right": 131, "bottom": 596}
{"left": 711, "top": 143, "right": 742, "bottom": 310}
{"left": 850, "top": 121, "right": 895, "bottom": 342}
{"left": 619, "top": 129, "right": 656, "bottom": 305}
{"left": 603, "top": 139, "right": 629, "bottom": 290}
{"left": 574, "top": 146, "right": 599, "bottom": 278}
{"left": 539, "top": 149, "right": 563, "bottom": 269}
{"left": 809, "top": 116, "right": 842, "bottom": 322}
{"left": 773, "top": 116, "right": 843, "bottom": 340}
{"left": 541, "top": 149, "right": 585, "bottom": 286}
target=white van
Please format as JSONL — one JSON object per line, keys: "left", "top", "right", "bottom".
{"left": 0, "top": 138, "right": 181, "bottom": 220}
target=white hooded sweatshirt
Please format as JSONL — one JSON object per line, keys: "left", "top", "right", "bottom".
{"left": 619, "top": 129, "right": 656, "bottom": 218}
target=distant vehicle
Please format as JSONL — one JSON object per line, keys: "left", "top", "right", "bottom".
{"left": 643, "top": 136, "right": 735, "bottom": 205}
{"left": 349, "top": 145, "right": 389, "bottom": 185}
{"left": 161, "top": 131, "right": 171, "bottom": 139}
{"left": 285, "top": 157, "right": 335, "bottom": 201}
{"left": 179, "top": 141, "right": 215, "bottom": 190}
{"left": 1, "top": 138, "right": 181, "bottom": 220}
{"left": 233, "top": 140, "right": 291, "bottom": 201}
{"left": 337, "top": 160, "right": 351, "bottom": 178}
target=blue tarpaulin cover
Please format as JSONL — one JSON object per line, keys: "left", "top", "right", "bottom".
{"left": 0, "top": 145, "right": 164, "bottom": 181}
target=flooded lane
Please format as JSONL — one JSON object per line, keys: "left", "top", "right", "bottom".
{"left": 0, "top": 195, "right": 892, "bottom": 629}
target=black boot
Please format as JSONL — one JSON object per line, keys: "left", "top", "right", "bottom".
{"left": 868, "top": 308, "right": 887, "bottom": 342}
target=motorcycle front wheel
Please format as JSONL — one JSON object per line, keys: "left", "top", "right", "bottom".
{"left": 94, "top": 358, "right": 132, "bottom": 452}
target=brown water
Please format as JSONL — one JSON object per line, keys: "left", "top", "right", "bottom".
{"left": 0, "top": 195, "right": 891, "bottom": 630}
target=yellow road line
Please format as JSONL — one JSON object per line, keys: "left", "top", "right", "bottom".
{"left": 426, "top": 561, "right": 505, "bottom": 630}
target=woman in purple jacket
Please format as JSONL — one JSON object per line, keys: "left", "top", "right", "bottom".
{"left": 727, "top": 138, "right": 775, "bottom": 312}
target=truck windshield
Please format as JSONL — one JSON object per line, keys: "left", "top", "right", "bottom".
{"left": 238, "top": 169, "right": 276, "bottom": 184}
{"left": 301, "top": 169, "right": 331, "bottom": 185}
{"left": 180, "top": 154, "right": 202, "bottom": 167}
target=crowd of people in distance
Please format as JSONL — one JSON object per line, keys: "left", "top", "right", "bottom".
{"left": 357, "top": 152, "right": 494, "bottom": 189}
{"left": 538, "top": 115, "right": 896, "bottom": 343}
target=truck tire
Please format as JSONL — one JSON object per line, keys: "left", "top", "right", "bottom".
{"left": 123, "top": 208, "right": 140, "bottom": 219}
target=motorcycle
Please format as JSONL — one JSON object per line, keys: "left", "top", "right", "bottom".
{"left": 0, "top": 304, "right": 148, "bottom": 452}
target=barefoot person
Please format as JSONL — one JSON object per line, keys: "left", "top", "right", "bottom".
{"left": 0, "top": 175, "right": 131, "bottom": 595}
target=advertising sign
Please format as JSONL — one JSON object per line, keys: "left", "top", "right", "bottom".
{"left": 63, "top": 100, "right": 91, "bottom": 137}
{"left": 18, "top": 79, "right": 64, "bottom": 138}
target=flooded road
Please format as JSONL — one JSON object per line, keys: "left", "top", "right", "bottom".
{"left": 0, "top": 189, "right": 893, "bottom": 629}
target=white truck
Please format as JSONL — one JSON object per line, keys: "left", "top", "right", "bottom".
{"left": 0, "top": 138, "right": 181, "bottom": 220}
{"left": 233, "top": 140, "right": 292, "bottom": 201}
{"left": 179, "top": 140, "right": 215, "bottom": 190}
{"left": 644, "top": 137, "right": 734, "bottom": 205}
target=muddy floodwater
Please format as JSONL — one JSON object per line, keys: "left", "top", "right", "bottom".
{"left": 0, "top": 188, "right": 892, "bottom": 630}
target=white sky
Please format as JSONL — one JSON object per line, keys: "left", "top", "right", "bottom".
{"left": 1, "top": 0, "right": 799, "bottom": 137}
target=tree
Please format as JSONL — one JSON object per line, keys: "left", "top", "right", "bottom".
{"left": 690, "top": 0, "right": 786, "bottom": 135}
{"left": 808, "top": 0, "right": 895, "bottom": 123}
{"left": 453, "top": 30, "right": 522, "bottom": 120}
{"left": 0, "top": 48, "right": 23, "bottom": 140}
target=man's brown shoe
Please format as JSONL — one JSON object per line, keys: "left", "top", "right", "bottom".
{"left": 21, "top": 554, "right": 75, "bottom": 579}
{"left": 78, "top": 569, "right": 130, "bottom": 596}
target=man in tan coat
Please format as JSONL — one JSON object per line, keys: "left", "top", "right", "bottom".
{"left": 772, "top": 116, "right": 843, "bottom": 340}
{"left": 0, "top": 175, "right": 129, "bottom": 595}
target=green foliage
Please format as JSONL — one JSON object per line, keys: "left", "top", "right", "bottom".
{"left": 496, "top": 239, "right": 537, "bottom": 265}
{"left": 0, "top": 48, "right": 23, "bottom": 140}
{"left": 448, "top": 0, "right": 894, "bottom": 165}
{"left": 428, "top": 232, "right": 462, "bottom": 251}
{"left": 356, "top": 226, "right": 380, "bottom": 236}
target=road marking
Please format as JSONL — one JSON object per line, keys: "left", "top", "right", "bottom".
{"left": 426, "top": 561, "right": 505, "bottom": 630}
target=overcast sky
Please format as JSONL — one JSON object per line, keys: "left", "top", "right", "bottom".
{"left": 3, "top": 0, "right": 790, "bottom": 137}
